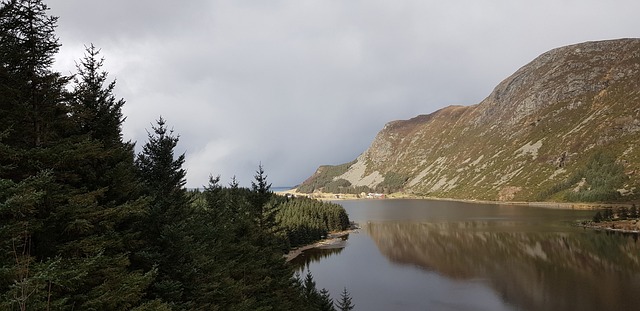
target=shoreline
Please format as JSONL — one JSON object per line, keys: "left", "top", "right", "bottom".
{"left": 284, "top": 229, "right": 358, "bottom": 262}
{"left": 579, "top": 219, "right": 640, "bottom": 234}
{"left": 277, "top": 189, "right": 636, "bottom": 210}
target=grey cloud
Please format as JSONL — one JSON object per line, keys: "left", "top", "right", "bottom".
{"left": 48, "top": 0, "right": 640, "bottom": 187}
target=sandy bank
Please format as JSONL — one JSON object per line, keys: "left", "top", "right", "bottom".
{"left": 284, "top": 229, "right": 358, "bottom": 262}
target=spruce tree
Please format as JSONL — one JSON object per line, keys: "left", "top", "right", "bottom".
{"left": 134, "top": 117, "right": 192, "bottom": 305}
{"left": 51, "top": 44, "right": 153, "bottom": 309}
{"left": 336, "top": 287, "right": 355, "bottom": 311}
{"left": 318, "top": 288, "right": 337, "bottom": 311}
{"left": 251, "top": 163, "right": 272, "bottom": 212}
{"left": 135, "top": 117, "right": 189, "bottom": 233}
{"left": 0, "top": 2, "right": 153, "bottom": 308}
{"left": 0, "top": 0, "right": 67, "bottom": 149}
{"left": 303, "top": 270, "right": 321, "bottom": 307}
{"left": 71, "top": 43, "right": 125, "bottom": 145}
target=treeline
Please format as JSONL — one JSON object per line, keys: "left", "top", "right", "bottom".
{"left": 592, "top": 205, "right": 639, "bottom": 222}
{"left": 297, "top": 162, "right": 357, "bottom": 194}
{"left": 276, "top": 197, "right": 351, "bottom": 247}
{"left": 0, "top": 1, "right": 351, "bottom": 310}
{"left": 537, "top": 151, "right": 628, "bottom": 202}
{"left": 190, "top": 178, "right": 352, "bottom": 251}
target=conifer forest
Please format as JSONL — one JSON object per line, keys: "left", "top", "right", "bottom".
{"left": 0, "top": 1, "right": 352, "bottom": 309}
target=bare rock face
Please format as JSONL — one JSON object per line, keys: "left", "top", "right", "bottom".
{"left": 299, "top": 39, "right": 640, "bottom": 202}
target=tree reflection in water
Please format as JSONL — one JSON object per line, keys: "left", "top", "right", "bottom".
{"left": 291, "top": 236, "right": 348, "bottom": 271}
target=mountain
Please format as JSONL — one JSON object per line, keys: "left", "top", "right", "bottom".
{"left": 298, "top": 39, "right": 640, "bottom": 202}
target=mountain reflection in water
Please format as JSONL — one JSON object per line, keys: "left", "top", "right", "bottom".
{"left": 367, "top": 221, "right": 640, "bottom": 311}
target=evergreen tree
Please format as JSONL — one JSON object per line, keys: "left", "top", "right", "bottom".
{"left": 50, "top": 44, "right": 153, "bottom": 309}
{"left": 229, "top": 175, "right": 239, "bottom": 189}
{"left": 71, "top": 43, "right": 125, "bottom": 145}
{"left": 1, "top": 2, "right": 153, "bottom": 309}
{"left": 592, "top": 211, "right": 603, "bottom": 223}
{"left": 336, "top": 287, "right": 355, "bottom": 311}
{"left": 251, "top": 163, "right": 272, "bottom": 212}
{"left": 318, "top": 288, "right": 337, "bottom": 311}
{"left": 0, "top": 0, "right": 68, "bottom": 149}
{"left": 134, "top": 117, "right": 193, "bottom": 305}
{"left": 249, "top": 164, "right": 287, "bottom": 250}
{"left": 135, "top": 117, "right": 189, "bottom": 233}
{"left": 0, "top": 166, "right": 54, "bottom": 310}
{"left": 630, "top": 205, "right": 638, "bottom": 219}
{"left": 603, "top": 208, "right": 614, "bottom": 221}
{"left": 618, "top": 206, "right": 629, "bottom": 220}
{"left": 303, "top": 270, "right": 321, "bottom": 307}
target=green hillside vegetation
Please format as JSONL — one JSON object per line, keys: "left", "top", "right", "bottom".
{"left": 538, "top": 151, "right": 627, "bottom": 202}
{"left": 298, "top": 39, "right": 640, "bottom": 204}
{"left": 0, "top": 1, "right": 350, "bottom": 309}
{"left": 297, "top": 161, "right": 356, "bottom": 193}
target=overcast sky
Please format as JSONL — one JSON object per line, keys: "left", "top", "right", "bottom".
{"left": 47, "top": 0, "right": 640, "bottom": 188}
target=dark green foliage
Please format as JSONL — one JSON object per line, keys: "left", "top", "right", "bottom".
{"left": 317, "top": 178, "right": 374, "bottom": 195}
{"left": 181, "top": 176, "right": 308, "bottom": 310}
{"left": 319, "top": 288, "right": 337, "bottom": 311}
{"left": 592, "top": 211, "right": 603, "bottom": 223}
{"left": 276, "top": 197, "right": 351, "bottom": 248}
{"left": 618, "top": 207, "right": 629, "bottom": 220}
{"left": 321, "top": 178, "right": 353, "bottom": 193}
{"left": 1, "top": 1, "right": 351, "bottom": 309}
{"left": 376, "top": 171, "right": 409, "bottom": 193}
{"left": 336, "top": 287, "right": 355, "bottom": 311}
{"left": 603, "top": 208, "right": 614, "bottom": 221}
{"left": 133, "top": 117, "right": 196, "bottom": 306}
{"left": 71, "top": 44, "right": 126, "bottom": 145}
{"left": 300, "top": 271, "right": 336, "bottom": 311}
{"left": 0, "top": 2, "right": 153, "bottom": 309}
{"left": 538, "top": 151, "right": 627, "bottom": 202}
{"left": 297, "top": 162, "right": 409, "bottom": 195}
{"left": 630, "top": 205, "right": 638, "bottom": 219}
{"left": 303, "top": 271, "right": 321, "bottom": 307}
{"left": 252, "top": 163, "right": 272, "bottom": 206}
{"left": 592, "top": 206, "right": 640, "bottom": 223}
{"left": 0, "top": 0, "right": 68, "bottom": 150}
{"left": 297, "top": 161, "right": 356, "bottom": 193}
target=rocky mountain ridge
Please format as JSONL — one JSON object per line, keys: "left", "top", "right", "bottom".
{"left": 298, "top": 39, "right": 640, "bottom": 202}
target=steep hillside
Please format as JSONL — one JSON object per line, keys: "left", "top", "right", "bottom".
{"left": 298, "top": 39, "right": 640, "bottom": 202}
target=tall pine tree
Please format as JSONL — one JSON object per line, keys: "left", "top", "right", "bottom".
{"left": 336, "top": 287, "right": 355, "bottom": 311}
{"left": 1, "top": 2, "right": 153, "bottom": 309}
{"left": 134, "top": 117, "right": 192, "bottom": 305}
{"left": 0, "top": 0, "right": 67, "bottom": 150}
{"left": 0, "top": 1, "right": 70, "bottom": 308}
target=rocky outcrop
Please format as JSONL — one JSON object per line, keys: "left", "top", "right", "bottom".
{"left": 299, "top": 39, "right": 640, "bottom": 202}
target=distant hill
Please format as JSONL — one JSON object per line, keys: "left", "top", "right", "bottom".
{"left": 298, "top": 39, "right": 640, "bottom": 203}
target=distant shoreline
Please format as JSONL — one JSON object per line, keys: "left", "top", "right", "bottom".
{"left": 580, "top": 220, "right": 640, "bottom": 234}
{"left": 276, "top": 189, "right": 635, "bottom": 210}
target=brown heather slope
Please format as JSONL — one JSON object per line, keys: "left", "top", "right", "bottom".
{"left": 298, "top": 39, "right": 640, "bottom": 202}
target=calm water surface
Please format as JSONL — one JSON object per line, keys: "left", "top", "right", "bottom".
{"left": 293, "top": 199, "right": 640, "bottom": 311}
